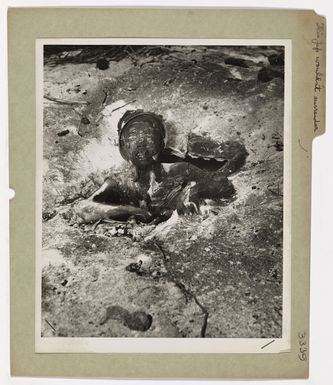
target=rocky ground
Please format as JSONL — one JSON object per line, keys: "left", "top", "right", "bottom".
{"left": 41, "top": 45, "right": 284, "bottom": 338}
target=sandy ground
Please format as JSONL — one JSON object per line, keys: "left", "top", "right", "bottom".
{"left": 41, "top": 45, "right": 284, "bottom": 338}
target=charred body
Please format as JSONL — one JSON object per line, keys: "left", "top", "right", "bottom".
{"left": 74, "top": 110, "right": 247, "bottom": 225}
{"left": 80, "top": 110, "right": 248, "bottom": 223}
{"left": 118, "top": 110, "right": 166, "bottom": 183}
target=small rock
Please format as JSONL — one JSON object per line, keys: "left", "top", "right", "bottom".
{"left": 125, "top": 261, "right": 142, "bottom": 273}
{"left": 96, "top": 58, "right": 109, "bottom": 70}
{"left": 268, "top": 53, "right": 284, "bottom": 66}
{"left": 125, "top": 311, "right": 153, "bottom": 332}
{"left": 57, "top": 129, "right": 69, "bottom": 137}
{"left": 42, "top": 210, "right": 57, "bottom": 222}
{"left": 225, "top": 57, "right": 250, "bottom": 68}
{"left": 258, "top": 67, "right": 284, "bottom": 83}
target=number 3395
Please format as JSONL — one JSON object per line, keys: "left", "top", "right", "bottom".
{"left": 298, "top": 332, "right": 307, "bottom": 361}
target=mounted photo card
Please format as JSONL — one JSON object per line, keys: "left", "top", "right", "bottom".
{"left": 8, "top": 7, "right": 326, "bottom": 379}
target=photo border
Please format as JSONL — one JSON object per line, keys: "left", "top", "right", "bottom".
{"left": 35, "top": 38, "right": 292, "bottom": 354}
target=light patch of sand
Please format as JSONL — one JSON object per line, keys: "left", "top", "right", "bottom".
{"left": 42, "top": 248, "right": 67, "bottom": 268}
{"left": 76, "top": 137, "right": 124, "bottom": 173}
{"left": 74, "top": 100, "right": 144, "bottom": 175}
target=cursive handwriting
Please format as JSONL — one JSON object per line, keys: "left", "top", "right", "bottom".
{"left": 312, "top": 22, "right": 325, "bottom": 132}
{"left": 314, "top": 56, "right": 323, "bottom": 92}
{"left": 312, "top": 22, "right": 325, "bottom": 52}
{"left": 313, "top": 95, "right": 320, "bottom": 132}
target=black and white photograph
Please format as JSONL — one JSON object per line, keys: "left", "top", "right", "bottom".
{"left": 37, "top": 40, "right": 290, "bottom": 352}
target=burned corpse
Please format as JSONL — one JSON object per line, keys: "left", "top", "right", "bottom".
{"left": 118, "top": 110, "right": 166, "bottom": 184}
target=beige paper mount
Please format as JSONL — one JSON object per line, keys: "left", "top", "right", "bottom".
{"left": 8, "top": 8, "right": 326, "bottom": 379}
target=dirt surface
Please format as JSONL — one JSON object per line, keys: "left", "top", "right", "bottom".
{"left": 41, "top": 45, "right": 284, "bottom": 338}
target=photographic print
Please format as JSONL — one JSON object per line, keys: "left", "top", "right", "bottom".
{"left": 36, "top": 40, "right": 290, "bottom": 352}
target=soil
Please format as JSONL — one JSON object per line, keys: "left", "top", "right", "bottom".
{"left": 41, "top": 45, "right": 284, "bottom": 338}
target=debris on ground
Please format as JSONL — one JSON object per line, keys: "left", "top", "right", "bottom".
{"left": 41, "top": 45, "right": 284, "bottom": 338}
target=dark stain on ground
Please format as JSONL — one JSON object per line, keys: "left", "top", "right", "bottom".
{"left": 100, "top": 305, "right": 153, "bottom": 332}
